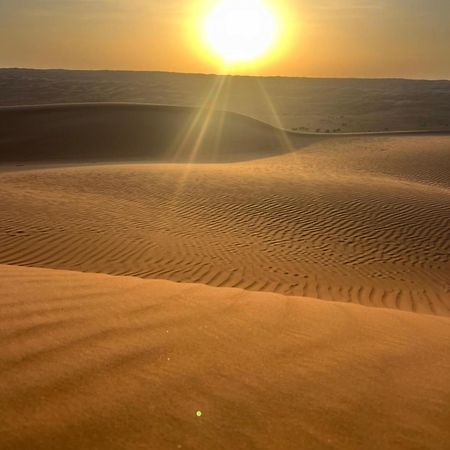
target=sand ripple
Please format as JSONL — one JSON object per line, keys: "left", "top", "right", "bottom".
{"left": 1, "top": 264, "right": 450, "bottom": 450}
{"left": 1, "top": 135, "right": 449, "bottom": 315}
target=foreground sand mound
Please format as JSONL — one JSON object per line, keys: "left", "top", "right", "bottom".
{"left": 1, "top": 134, "right": 449, "bottom": 314}
{"left": 1, "top": 264, "right": 449, "bottom": 450}
{"left": 0, "top": 104, "right": 315, "bottom": 163}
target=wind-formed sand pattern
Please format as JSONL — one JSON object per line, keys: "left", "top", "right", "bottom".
{"left": 0, "top": 99, "right": 449, "bottom": 449}
{"left": 1, "top": 104, "right": 449, "bottom": 315}
{"left": 1, "top": 265, "right": 450, "bottom": 450}
{"left": 1, "top": 0, "right": 450, "bottom": 441}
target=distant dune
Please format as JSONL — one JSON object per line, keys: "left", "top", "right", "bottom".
{"left": 1, "top": 68, "right": 449, "bottom": 133}
{"left": 1, "top": 264, "right": 450, "bottom": 450}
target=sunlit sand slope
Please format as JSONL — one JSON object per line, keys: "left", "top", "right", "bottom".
{"left": 1, "top": 135, "right": 449, "bottom": 314}
{"left": 1, "top": 264, "right": 450, "bottom": 450}
{"left": 0, "top": 104, "right": 315, "bottom": 163}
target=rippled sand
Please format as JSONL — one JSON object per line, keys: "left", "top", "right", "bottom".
{"left": 1, "top": 264, "right": 450, "bottom": 450}
{"left": 1, "top": 103, "right": 449, "bottom": 449}
{"left": 1, "top": 129, "right": 448, "bottom": 314}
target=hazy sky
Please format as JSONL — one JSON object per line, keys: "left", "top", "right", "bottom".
{"left": 1, "top": 0, "right": 449, "bottom": 79}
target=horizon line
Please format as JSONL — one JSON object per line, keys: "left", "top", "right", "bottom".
{"left": 1, "top": 66, "right": 449, "bottom": 83}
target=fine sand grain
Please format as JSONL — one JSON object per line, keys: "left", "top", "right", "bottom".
{"left": 1, "top": 264, "right": 450, "bottom": 450}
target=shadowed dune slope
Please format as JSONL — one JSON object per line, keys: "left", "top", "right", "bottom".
{"left": 1, "top": 135, "right": 449, "bottom": 315}
{"left": 0, "top": 104, "right": 315, "bottom": 163}
{"left": 1, "top": 103, "right": 447, "bottom": 165}
{"left": 1, "top": 264, "right": 450, "bottom": 450}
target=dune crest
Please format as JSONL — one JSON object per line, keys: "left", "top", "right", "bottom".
{"left": 0, "top": 103, "right": 311, "bottom": 163}
{"left": 1, "top": 104, "right": 449, "bottom": 165}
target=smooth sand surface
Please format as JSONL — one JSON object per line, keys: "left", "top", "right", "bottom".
{"left": 1, "top": 106, "right": 449, "bottom": 314}
{"left": 1, "top": 264, "right": 450, "bottom": 450}
{"left": 0, "top": 104, "right": 311, "bottom": 163}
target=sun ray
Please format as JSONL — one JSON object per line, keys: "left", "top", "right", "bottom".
{"left": 163, "top": 75, "right": 230, "bottom": 223}
{"left": 255, "top": 78, "right": 295, "bottom": 154}
{"left": 171, "top": 74, "right": 227, "bottom": 164}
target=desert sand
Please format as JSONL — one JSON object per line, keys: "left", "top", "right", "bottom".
{"left": 1, "top": 104, "right": 449, "bottom": 314}
{"left": 0, "top": 101, "right": 449, "bottom": 449}
{"left": 1, "top": 69, "right": 450, "bottom": 133}
{"left": 1, "top": 264, "right": 450, "bottom": 450}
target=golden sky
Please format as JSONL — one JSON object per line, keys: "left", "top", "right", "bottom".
{"left": 1, "top": 0, "right": 449, "bottom": 79}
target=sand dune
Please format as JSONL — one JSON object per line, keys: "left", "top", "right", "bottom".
{"left": 1, "top": 103, "right": 448, "bottom": 164}
{"left": 1, "top": 264, "right": 450, "bottom": 450}
{"left": 0, "top": 104, "right": 316, "bottom": 163}
{"left": 1, "top": 104, "right": 448, "bottom": 166}
{"left": 2, "top": 69, "right": 450, "bottom": 133}
{"left": 0, "top": 96, "right": 449, "bottom": 450}
{"left": 1, "top": 118, "right": 449, "bottom": 314}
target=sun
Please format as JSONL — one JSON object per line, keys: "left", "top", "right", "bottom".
{"left": 202, "top": 0, "right": 280, "bottom": 64}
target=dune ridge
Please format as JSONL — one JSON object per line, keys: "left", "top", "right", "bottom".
{"left": 0, "top": 103, "right": 308, "bottom": 164}
{"left": 1, "top": 264, "right": 450, "bottom": 450}
{"left": 1, "top": 104, "right": 449, "bottom": 165}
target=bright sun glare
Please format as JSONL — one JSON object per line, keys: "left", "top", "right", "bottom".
{"left": 202, "top": 0, "right": 279, "bottom": 64}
